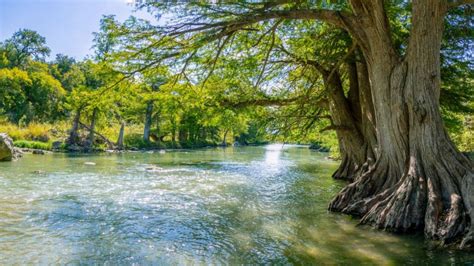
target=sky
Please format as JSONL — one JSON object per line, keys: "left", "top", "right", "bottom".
{"left": 0, "top": 0, "right": 156, "bottom": 60}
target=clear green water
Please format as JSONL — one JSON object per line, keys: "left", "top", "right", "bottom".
{"left": 0, "top": 145, "right": 472, "bottom": 265}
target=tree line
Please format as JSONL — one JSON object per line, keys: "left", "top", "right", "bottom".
{"left": 0, "top": 29, "right": 268, "bottom": 151}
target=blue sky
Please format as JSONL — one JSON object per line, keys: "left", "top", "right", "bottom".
{"left": 0, "top": 0, "right": 155, "bottom": 60}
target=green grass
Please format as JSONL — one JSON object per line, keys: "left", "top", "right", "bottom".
{"left": 13, "top": 140, "right": 52, "bottom": 150}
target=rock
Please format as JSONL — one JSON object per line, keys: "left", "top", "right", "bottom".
{"left": 145, "top": 165, "right": 162, "bottom": 171}
{"left": 14, "top": 148, "right": 23, "bottom": 157}
{"left": 32, "top": 149, "right": 45, "bottom": 155}
{"left": 84, "top": 162, "right": 96, "bottom": 166}
{"left": 67, "top": 144, "right": 84, "bottom": 152}
{"left": 33, "top": 170, "right": 45, "bottom": 174}
{"left": 159, "top": 150, "right": 166, "bottom": 154}
{"left": 0, "top": 133, "right": 19, "bottom": 161}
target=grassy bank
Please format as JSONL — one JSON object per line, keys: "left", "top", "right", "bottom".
{"left": 3, "top": 121, "right": 472, "bottom": 154}
{"left": 0, "top": 122, "right": 239, "bottom": 151}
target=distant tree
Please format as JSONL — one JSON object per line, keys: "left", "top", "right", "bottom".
{"left": 2, "top": 29, "right": 51, "bottom": 67}
{"left": 54, "top": 54, "right": 76, "bottom": 74}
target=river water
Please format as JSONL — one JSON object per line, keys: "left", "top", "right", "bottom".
{"left": 0, "top": 144, "right": 472, "bottom": 265}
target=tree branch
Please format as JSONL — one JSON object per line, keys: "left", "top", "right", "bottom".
{"left": 221, "top": 96, "right": 303, "bottom": 108}
{"left": 168, "top": 9, "right": 348, "bottom": 37}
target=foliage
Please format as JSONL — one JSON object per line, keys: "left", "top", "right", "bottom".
{"left": 13, "top": 140, "right": 52, "bottom": 150}
{"left": 1, "top": 29, "right": 50, "bottom": 68}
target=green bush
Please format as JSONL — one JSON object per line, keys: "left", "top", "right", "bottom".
{"left": 14, "top": 140, "right": 52, "bottom": 150}
{"left": 124, "top": 133, "right": 161, "bottom": 149}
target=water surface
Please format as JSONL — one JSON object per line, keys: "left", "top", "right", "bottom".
{"left": 0, "top": 145, "right": 473, "bottom": 264}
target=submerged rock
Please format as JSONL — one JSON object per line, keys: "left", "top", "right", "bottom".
{"left": 32, "top": 149, "right": 45, "bottom": 155}
{"left": 67, "top": 144, "right": 84, "bottom": 152}
{"left": 145, "top": 165, "right": 163, "bottom": 171}
{"left": 0, "top": 133, "right": 20, "bottom": 161}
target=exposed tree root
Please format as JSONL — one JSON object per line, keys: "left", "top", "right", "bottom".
{"left": 332, "top": 153, "right": 361, "bottom": 181}
{"left": 329, "top": 155, "right": 397, "bottom": 215}
{"left": 329, "top": 150, "right": 474, "bottom": 249}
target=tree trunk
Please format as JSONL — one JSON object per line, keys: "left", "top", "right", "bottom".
{"left": 326, "top": 72, "right": 366, "bottom": 181}
{"left": 143, "top": 100, "right": 153, "bottom": 142}
{"left": 322, "top": 59, "right": 377, "bottom": 181}
{"left": 330, "top": 0, "right": 474, "bottom": 249}
{"left": 155, "top": 108, "right": 161, "bottom": 138}
{"left": 86, "top": 108, "right": 98, "bottom": 151}
{"left": 66, "top": 108, "right": 82, "bottom": 146}
{"left": 222, "top": 129, "right": 229, "bottom": 146}
{"left": 117, "top": 122, "right": 125, "bottom": 150}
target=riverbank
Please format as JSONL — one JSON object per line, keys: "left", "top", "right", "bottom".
{"left": 0, "top": 122, "right": 270, "bottom": 154}
{"left": 12, "top": 138, "right": 271, "bottom": 155}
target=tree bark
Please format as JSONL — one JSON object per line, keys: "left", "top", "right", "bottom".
{"left": 85, "top": 108, "right": 98, "bottom": 151}
{"left": 67, "top": 107, "right": 82, "bottom": 147}
{"left": 117, "top": 122, "right": 125, "bottom": 150}
{"left": 319, "top": 57, "right": 377, "bottom": 182}
{"left": 329, "top": 0, "right": 474, "bottom": 249}
{"left": 326, "top": 71, "right": 366, "bottom": 181}
{"left": 143, "top": 100, "right": 153, "bottom": 143}
{"left": 222, "top": 129, "right": 229, "bottom": 146}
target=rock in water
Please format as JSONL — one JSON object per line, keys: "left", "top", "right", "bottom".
{"left": 0, "top": 133, "right": 18, "bottom": 161}
{"left": 84, "top": 162, "right": 96, "bottom": 166}
{"left": 32, "top": 149, "right": 45, "bottom": 155}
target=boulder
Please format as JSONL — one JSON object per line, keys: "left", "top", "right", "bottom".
{"left": 0, "top": 133, "right": 19, "bottom": 161}
{"left": 32, "top": 149, "right": 45, "bottom": 155}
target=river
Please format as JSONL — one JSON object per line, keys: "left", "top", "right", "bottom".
{"left": 0, "top": 144, "right": 472, "bottom": 264}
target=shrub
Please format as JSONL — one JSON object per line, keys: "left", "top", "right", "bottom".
{"left": 0, "top": 123, "right": 24, "bottom": 140}
{"left": 14, "top": 140, "right": 52, "bottom": 150}
{"left": 24, "top": 123, "right": 50, "bottom": 142}
{"left": 124, "top": 133, "right": 158, "bottom": 149}
{"left": 0, "top": 122, "right": 52, "bottom": 141}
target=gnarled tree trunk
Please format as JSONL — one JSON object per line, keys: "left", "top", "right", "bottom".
{"left": 330, "top": 0, "right": 474, "bottom": 249}
{"left": 300, "top": 48, "right": 377, "bottom": 182}
{"left": 320, "top": 57, "right": 377, "bottom": 182}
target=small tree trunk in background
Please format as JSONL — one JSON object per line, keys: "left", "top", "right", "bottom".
{"left": 117, "top": 122, "right": 125, "bottom": 150}
{"left": 222, "top": 129, "right": 229, "bottom": 146}
{"left": 67, "top": 107, "right": 82, "bottom": 147}
{"left": 86, "top": 108, "right": 98, "bottom": 151}
{"left": 178, "top": 128, "right": 188, "bottom": 143}
{"left": 143, "top": 101, "right": 153, "bottom": 143}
